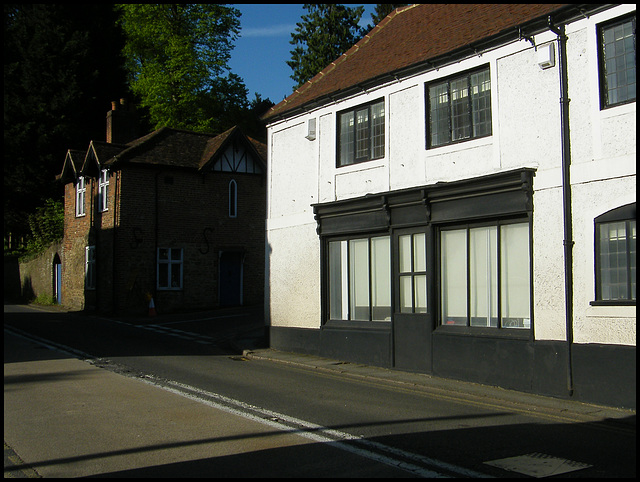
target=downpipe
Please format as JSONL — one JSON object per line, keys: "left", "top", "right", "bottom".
{"left": 548, "top": 18, "right": 574, "bottom": 396}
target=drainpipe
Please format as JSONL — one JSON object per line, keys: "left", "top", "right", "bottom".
{"left": 548, "top": 18, "right": 574, "bottom": 396}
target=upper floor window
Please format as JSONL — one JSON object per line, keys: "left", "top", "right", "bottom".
{"left": 426, "top": 66, "right": 492, "bottom": 148}
{"left": 594, "top": 203, "right": 636, "bottom": 304}
{"left": 599, "top": 14, "right": 636, "bottom": 108}
{"left": 229, "top": 179, "right": 237, "bottom": 218}
{"left": 76, "top": 176, "right": 86, "bottom": 217}
{"left": 98, "top": 169, "right": 109, "bottom": 212}
{"left": 337, "top": 99, "right": 385, "bottom": 167}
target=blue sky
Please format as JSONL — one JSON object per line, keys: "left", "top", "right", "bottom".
{"left": 229, "top": 4, "right": 377, "bottom": 104}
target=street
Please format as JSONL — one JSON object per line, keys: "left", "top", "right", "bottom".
{"left": 4, "top": 303, "right": 636, "bottom": 478}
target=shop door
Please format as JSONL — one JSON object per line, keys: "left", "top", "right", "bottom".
{"left": 219, "top": 251, "right": 243, "bottom": 306}
{"left": 393, "top": 229, "right": 433, "bottom": 372}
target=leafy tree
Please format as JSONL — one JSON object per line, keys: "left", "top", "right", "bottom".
{"left": 288, "top": 4, "right": 366, "bottom": 88}
{"left": 117, "top": 4, "right": 244, "bottom": 132}
{"left": 4, "top": 4, "right": 128, "bottom": 250}
{"left": 26, "top": 199, "right": 64, "bottom": 255}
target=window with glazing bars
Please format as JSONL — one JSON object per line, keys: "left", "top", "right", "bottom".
{"left": 337, "top": 99, "right": 385, "bottom": 166}
{"left": 599, "top": 15, "right": 636, "bottom": 108}
{"left": 427, "top": 66, "right": 492, "bottom": 148}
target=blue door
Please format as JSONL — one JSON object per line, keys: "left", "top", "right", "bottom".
{"left": 55, "top": 262, "right": 62, "bottom": 304}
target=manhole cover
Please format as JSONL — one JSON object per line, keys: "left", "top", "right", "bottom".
{"left": 484, "top": 452, "right": 592, "bottom": 478}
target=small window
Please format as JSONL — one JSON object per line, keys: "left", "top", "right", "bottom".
{"left": 598, "top": 15, "right": 636, "bottom": 108}
{"left": 76, "top": 176, "right": 86, "bottom": 217}
{"left": 337, "top": 99, "right": 385, "bottom": 167}
{"left": 229, "top": 179, "right": 237, "bottom": 218}
{"left": 98, "top": 169, "right": 109, "bottom": 212}
{"left": 594, "top": 203, "right": 636, "bottom": 304}
{"left": 440, "top": 221, "right": 530, "bottom": 329}
{"left": 157, "top": 248, "right": 183, "bottom": 290}
{"left": 85, "top": 245, "right": 96, "bottom": 290}
{"left": 426, "top": 66, "right": 492, "bottom": 148}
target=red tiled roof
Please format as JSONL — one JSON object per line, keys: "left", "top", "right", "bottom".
{"left": 263, "top": 4, "right": 571, "bottom": 120}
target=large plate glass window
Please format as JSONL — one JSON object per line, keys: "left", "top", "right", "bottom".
{"left": 440, "top": 221, "right": 530, "bottom": 329}
{"left": 328, "top": 235, "right": 391, "bottom": 321}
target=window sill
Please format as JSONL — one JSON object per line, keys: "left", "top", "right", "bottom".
{"left": 322, "top": 319, "right": 391, "bottom": 331}
{"left": 434, "top": 324, "right": 531, "bottom": 340}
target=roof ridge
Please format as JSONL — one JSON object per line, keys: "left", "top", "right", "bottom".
{"left": 270, "top": 4, "right": 418, "bottom": 112}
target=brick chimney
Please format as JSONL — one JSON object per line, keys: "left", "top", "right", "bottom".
{"left": 106, "top": 98, "right": 138, "bottom": 144}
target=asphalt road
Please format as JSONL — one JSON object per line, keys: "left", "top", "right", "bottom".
{"left": 4, "top": 303, "right": 636, "bottom": 478}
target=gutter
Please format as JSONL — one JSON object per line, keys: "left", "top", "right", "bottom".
{"left": 548, "top": 17, "right": 574, "bottom": 396}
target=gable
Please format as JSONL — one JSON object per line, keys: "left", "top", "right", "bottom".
{"left": 210, "top": 139, "right": 263, "bottom": 174}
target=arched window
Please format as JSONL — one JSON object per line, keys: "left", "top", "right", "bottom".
{"left": 229, "top": 179, "right": 237, "bottom": 218}
{"left": 594, "top": 203, "right": 636, "bottom": 304}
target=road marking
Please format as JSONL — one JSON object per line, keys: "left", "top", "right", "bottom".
{"left": 139, "top": 377, "right": 491, "bottom": 478}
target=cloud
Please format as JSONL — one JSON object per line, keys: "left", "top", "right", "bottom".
{"left": 241, "top": 24, "right": 295, "bottom": 38}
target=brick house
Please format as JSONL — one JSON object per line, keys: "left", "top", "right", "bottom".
{"left": 262, "top": 5, "right": 635, "bottom": 408}
{"left": 58, "top": 100, "right": 266, "bottom": 314}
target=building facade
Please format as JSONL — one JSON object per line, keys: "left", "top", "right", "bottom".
{"left": 59, "top": 102, "right": 267, "bottom": 314}
{"left": 263, "top": 4, "right": 636, "bottom": 408}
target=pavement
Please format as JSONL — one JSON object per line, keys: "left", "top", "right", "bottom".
{"left": 4, "top": 304, "right": 636, "bottom": 477}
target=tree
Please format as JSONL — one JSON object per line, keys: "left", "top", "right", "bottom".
{"left": 287, "top": 4, "right": 366, "bottom": 88}
{"left": 117, "top": 4, "right": 244, "bottom": 132}
{"left": 4, "top": 4, "right": 128, "bottom": 250}
{"left": 367, "top": 4, "right": 408, "bottom": 30}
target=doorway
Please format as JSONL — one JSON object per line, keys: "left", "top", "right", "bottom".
{"left": 219, "top": 251, "right": 243, "bottom": 306}
{"left": 392, "top": 228, "right": 433, "bottom": 372}
{"left": 53, "top": 255, "right": 62, "bottom": 305}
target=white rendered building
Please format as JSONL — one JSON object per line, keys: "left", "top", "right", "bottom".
{"left": 263, "top": 4, "right": 636, "bottom": 408}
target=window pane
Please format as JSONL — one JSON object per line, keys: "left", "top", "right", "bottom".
{"left": 339, "top": 112, "right": 354, "bottom": 165}
{"left": 413, "top": 233, "right": 426, "bottom": 272}
{"left": 450, "top": 77, "right": 470, "bottom": 141}
{"left": 414, "top": 275, "right": 427, "bottom": 313}
{"left": 471, "top": 69, "right": 492, "bottom": 137}
{"left": 470, "top": 227, "right": 497, "bottom": 327}
{"left": 399, "top": 235, "right": 411, "bottom": 272}
{"left": 329, "top": 241, "right": 348, "bottom": 320}
{"left": 602, "top": 18, "right": 636, "bottom": 106}
{"left": 349, "top": 239, "right": 370, "bottom": 320}
{"left": 599, "top": 221, "right": 628, "bottom": 300}
{"left": 441, "top": 230, "right": 467, "bottom": 325}
{"left": 158, "top": 263, "right": 169, "bottom": 288}
{"left": 631, "top": 220, "right": 636, "bottom": 300}
{"left": 355, "top": 108, "right": 370, "bottom": 160}
{"left": 371, "top": 236, "right": 391, "bottom": 321}
{"left": 371, "top": 101, "right": 385, "bottom": 158}
{"left": 400, "top": 276, "right": 412, "bottom": 313}
{"left": 500, "top": 223, "right": 531, "bottom": 328}
{"left": 429, "top": 83, "right": 450, "bottom": 146}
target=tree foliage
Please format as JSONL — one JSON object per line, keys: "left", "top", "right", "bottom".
{"left": 117, "top": 4, "right": 245, "bottom": 132}
{"left": 287, "top": 4, "right": 366, "bottom": 88}
{"left": 4, "top": 4, "right": 128, "bottom": 247}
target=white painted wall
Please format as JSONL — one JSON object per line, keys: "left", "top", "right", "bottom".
{"left": 265, "top": 5, "right": 636, "bottom": 343}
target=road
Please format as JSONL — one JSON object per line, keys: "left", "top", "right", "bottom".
{"left": 4, "top": 303, "right": 636, "bottom": 477}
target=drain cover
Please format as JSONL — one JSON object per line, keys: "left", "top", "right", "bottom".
{"left": 484, "top": 452, "right": 592, "bottom": 478}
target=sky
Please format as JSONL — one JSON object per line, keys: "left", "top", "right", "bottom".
{"left": 228, "top": 4, "right": 377, "bottom": 104}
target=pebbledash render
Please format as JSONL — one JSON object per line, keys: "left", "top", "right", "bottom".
{"left": 262, "top": 4, "right": 636, "bottom": 408}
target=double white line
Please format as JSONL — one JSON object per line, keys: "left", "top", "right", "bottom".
{"left": 145, "top": 377, "right": 491, "bottom": 479}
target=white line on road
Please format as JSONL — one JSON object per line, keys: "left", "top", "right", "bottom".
{"left": 142, "top": 377, "right": 491, "bottom": 478}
